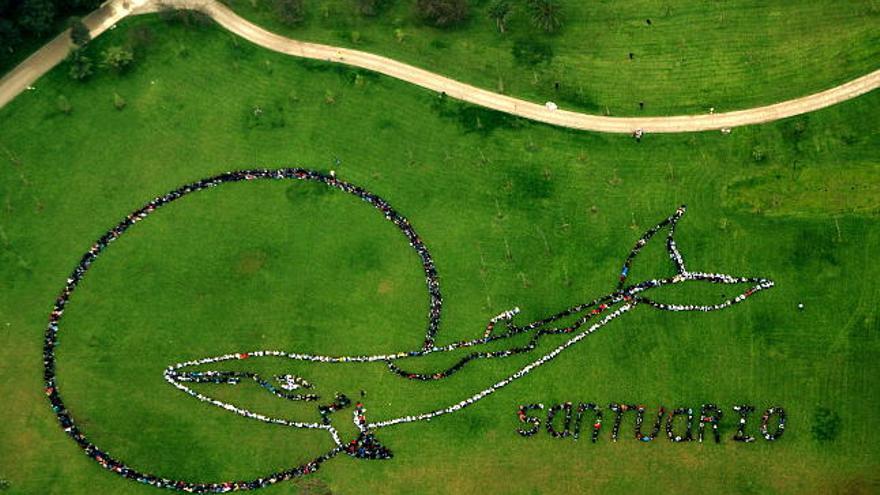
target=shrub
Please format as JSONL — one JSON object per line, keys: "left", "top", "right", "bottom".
{"left": 811, "top": 407, "right": 841, "bottom": 442}
{"left": 751, "top": 145, "right": 766, "bottom": 163}
{"left": 275, "top": 0, "right": 306, "bottom": 26}
{"left": 416, "top": 0, "right": 469, "bottom": 27}
{"left": 157, "top": 5, "right": 213, "bottom": 26}
{"left": 67, "top": 48, "right": 93, "bottom": 81}
{"left": 527, "top": 0, "right": 563, "bottom": 33}
{"left": 511, "top": 38, "right": 553, "bottom": 66}
{"left": 128, "top": 25, "right": 155, "bottom": 51}
{"left": 355, "top": 0, "right": 391, "bottom": 17}
{"left": 113, "top": 92, "right": 126, "bottom": 110}
{"left": 782, "top": 116, "right": 809, "bottom": 149}
{"left": 102, "top": 45, "right": 134, "bottom": 72}
{"left": 0, "top": 19, "right": 22, "bottom": 52}
{"left": 57, "top": 95, "right": 72, "bottom": 115}
{"left": 246, "top": 102, "right": 286, "bottom": 129}
{"left": 70, "top": 18, "right": 91, "bottom": 47}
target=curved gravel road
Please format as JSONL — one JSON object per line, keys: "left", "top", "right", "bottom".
{"left": 1, "top": 0, "right": 877, "bottom": 134}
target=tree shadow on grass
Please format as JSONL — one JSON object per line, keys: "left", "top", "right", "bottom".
{"left": 430, "top": 94, "right": 527, "bottom": 136}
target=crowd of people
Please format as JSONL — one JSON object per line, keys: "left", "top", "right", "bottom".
{"left": 518, "top": 403, "right": 784, "bottom": 444}
{"left": 344, "top": 403, "right": 393, "bottom": 459}
{"left": 43, "top": 169, "right": 778, "bottom": 491}
{"left": 546, "top": 402, "right": 575, "bottom": 438}
{"left": 169, "top": 370, "right": 319, "bottom": 402}
{"left": 386, "top": 294, "right": 623, "bottom": 381}
{"left": 43, "top": 168, "right": 442, "bottom": 492}
{"left": 318, "top": 393, "right": 352, "bottom": 425}
{"left": 573, "top": 403, "right": 604, "bottom": 442}
{"left": 163, "top": 351, "right": 342, "bottom": 434}
{"left": 371, "top": 303, "right": 637, "bottom": 430}
{"left": 388, "top": 204, "right": 773, "bottom": 383}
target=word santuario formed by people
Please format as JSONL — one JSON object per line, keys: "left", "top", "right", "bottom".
{"left": 517, "top": 403, "right": 786, "bottom": 443}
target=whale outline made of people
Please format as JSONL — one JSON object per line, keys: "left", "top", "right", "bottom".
{"left": 44, "top": 168, "right": 774, "bottom": 492}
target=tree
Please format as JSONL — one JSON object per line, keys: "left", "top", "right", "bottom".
{"left": 511, "top": 37, "right": 553, "bottom": 66}
{"left": 527, "top": 0, "right": 562, "bottom": 33}
{"left": 0, "top": 18, "right": 21, "bottom": 52}
{"left": 67, "top": 48, "right": 93, "bottom": 81}
{"left": 416, "top": 0, "right": 469, "bottom": 27}
{"left": 102, "top": 45, "right": 133, "bottom": 72}
{"left": 751, "top": 145, "right": 766, "bottom": 163}
{"left": 128, "top": 25, "right": 155, "bottom": 51}
{"left": 63, "top": 0, "right": 103, "bottom": 13}
{"left": 811, "top": 407, "right": 841, "bottom": 442}
{"left": 355, "top": 0, "right": 388, "bottom": 17}
{"left": 17, "top": 0, "right": 56, "bottom": 35}
{"left": 70, "top": 18, "right": 90, "bottom": 47}
{"left": 487, "top": 0, "right": 512, "bottom": 33}
{"left": 275, "top": 0, "right": 306, "bottom": 26}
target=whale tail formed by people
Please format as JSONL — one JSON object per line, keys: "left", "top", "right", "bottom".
{"left": 609, "top": 205, "right": 774, "bottom": 312}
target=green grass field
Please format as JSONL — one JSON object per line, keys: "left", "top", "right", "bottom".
{"left": 0, "top": 13, "right": 879, "bottom": 494}
{"left": 222, "top": 0, "right": 880, "bottom": 116}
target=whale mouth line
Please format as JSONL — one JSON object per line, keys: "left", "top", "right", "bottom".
{"left": 164, "top": 367, "right": 322, "bottom": 402}
{"left": 162, "top": 368, "right": 335, "bottom": 432}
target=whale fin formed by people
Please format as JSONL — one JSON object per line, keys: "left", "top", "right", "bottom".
{"left": 44, "top": 169, "right": 774, "bottom": 492}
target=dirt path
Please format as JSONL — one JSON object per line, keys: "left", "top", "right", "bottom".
{"left": 2, "top": 0, "right": 878, "bottom": 134}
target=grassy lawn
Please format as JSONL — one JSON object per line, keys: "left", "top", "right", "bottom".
{"left": 1, "top": 14, "right": 879, "bottom": 494}
{"left": 221, "top": 0, "right": 880, "bottom": 116}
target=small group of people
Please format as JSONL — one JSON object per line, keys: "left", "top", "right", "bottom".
{"left": 516, "top": 403, "right": 543, "bottom": 437}
{"left": 664, "top": 407, "right": 696, "bottom": 442}
{"left": 546, "top": 402, "right": 576, "bottom": 438}
{"left": 759, "top": 406, "right": 786, "bottom": 441}
{"left": 344, "top": 403, "right": 393, "bottom": 460}
{"left": 548, "top": 402, "right": 604, "bottom": 442}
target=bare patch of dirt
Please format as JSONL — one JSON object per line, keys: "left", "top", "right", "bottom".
{"left": 377, "top": 279, "right": 393, "bottom": 295}
{"left": 236, "top": 250, "right": 267, "bottom": 275}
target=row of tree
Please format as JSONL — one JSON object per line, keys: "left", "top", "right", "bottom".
{"left": 487, "top": 0, "right": 562, "bottom": 33}
{"left": 271, "top": 0, "right": 564, "bottom": 33}
{"left": 67, "top": 44, "right": 134, "bottom": 81}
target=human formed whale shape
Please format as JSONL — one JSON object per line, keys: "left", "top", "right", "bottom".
{"left": 44, "top": 169, "right": 775, "bottom": 492}
{"left": 164, "top": 204, "right": 774, "bottom": 461}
